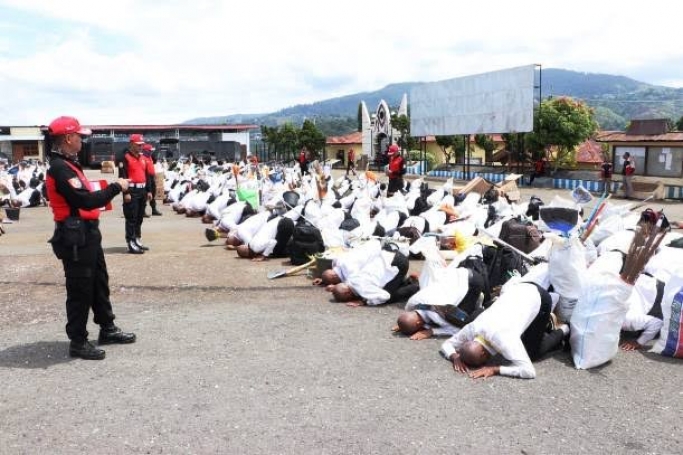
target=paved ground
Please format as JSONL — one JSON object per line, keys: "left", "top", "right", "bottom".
{"left": 0, "top": 171, "right": 681, "bottom": 455}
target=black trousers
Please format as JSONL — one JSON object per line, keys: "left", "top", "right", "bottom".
{"left": 272, "top": 217, "right": 295, "bottom": 258}
{"left": 387, "top": 177, "right": 403, "bottom": 195}
{"left": 123, "top": 187, "right": 146, "bottom": 241}
{"left": 522, "top": 284, "right": 564, "bottom": 361}
{"left": 51, "top": 223, "right": 115, "bottom": 342}
{"left": 384, "top": 252, "right": 418, "bottom": 303}
{"left": 148, "top": 181, "right": 158, "bottom": 211}
{"left": 460, "top": 256, "right": 492, "bottom": 308}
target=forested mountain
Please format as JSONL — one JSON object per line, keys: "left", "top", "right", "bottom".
{"left": 185, "top": 69, "right": 683, "bottom": 135}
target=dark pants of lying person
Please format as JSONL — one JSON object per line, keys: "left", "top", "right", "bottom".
{"left": 523, "top": 283, "right": 565, "bottom": 360}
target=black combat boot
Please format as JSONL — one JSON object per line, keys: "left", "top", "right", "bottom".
{"left": 98, "top": 324, "right": 137, "bottom": 345}
{"left": 69, "top": 340, "right": 106, "bottom": 360}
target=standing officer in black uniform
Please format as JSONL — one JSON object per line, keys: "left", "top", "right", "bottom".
{"left": 45, "top": 116, "right": 136, "bottom": 360}
{"left": 119, "top": 133, "right": 151, "bottom": 253}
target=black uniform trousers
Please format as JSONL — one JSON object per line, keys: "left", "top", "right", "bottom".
{"left": 384, "top": 252, "right": 419, "bottom": 303}
{"left": 522, "top": 283, "right": 564, "bottom": 361}
{"left": 51, "top": 221, "right": 115, "bottom": 342}
{"left": 387, "top": 177, "right": 404, "bottom": 195}
{"left": 272, "top": 217, "right": 295, "bottom": 258}
{"left": 123, "top": 187, "right": 146, "bottom": 241}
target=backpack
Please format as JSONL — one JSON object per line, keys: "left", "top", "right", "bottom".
{"left": 484, "top": 245, "right": 528, "bottom": 289}
{"left": 526, "top": 196, "right": 544, "bottom": 221}
{"left": 498, "top": 218, "right": 543, "bottom": 254}
{"left": 289, "top": 219, "right": 324, "bottom": 265}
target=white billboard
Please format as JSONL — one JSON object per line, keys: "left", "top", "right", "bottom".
{"left": 410, "top": 65, "right": 536, "bottom": 137}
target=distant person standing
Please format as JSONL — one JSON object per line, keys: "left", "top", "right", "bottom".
{"left": 143, "top": 143, "right": 162, "bottom": 216}
{"left": 119, "top": 134, "right": 150, "bottom": 254}
{"left": 529, "top": 156, "right": 547, "bottom": 185}
{"left": 600, "top": 156, "right": 613, "bottom": 195}
{"left": 346, "top": 148, "right": 356, "bottom": 177}
{"left": 386, "top": 144, "right": 405, "bottom": 196}
{"left": 298, "top": 148, "right": 309, "bottom": 175}
{"left": 622, "top": 151, "right": 635, "bottom": 199}
{"left": 45, "top": 116, "right": 136, "bottom": 360}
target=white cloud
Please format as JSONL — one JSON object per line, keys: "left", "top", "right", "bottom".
{"left": 0, "top": 0, "right": 682, "bottom": 124}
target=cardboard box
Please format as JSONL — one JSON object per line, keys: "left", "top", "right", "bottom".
{"left": 154, "top": 173, "right": 165, "bottom": 200}
{"left": 496, "top": 174, "right": 522, "bottom": 202}
{"left": 456, "top": 176, "right": 493, "bottom": 196}
{"left": 100, "top": 161, "right": 115, "bottom": 174}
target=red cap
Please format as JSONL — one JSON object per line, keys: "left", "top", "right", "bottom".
{"left": 142, "top": 143, "right": 154, "bottom": 152}
{"left": 129, "top": 133, "right": 145, "bottom": 144}
{"left": 388, "top": 144, "right": 399, "bottom": 154}
{"left": 48, "top": 116, "right": 92, "bottom": 136}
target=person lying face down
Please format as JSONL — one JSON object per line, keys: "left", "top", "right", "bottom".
{"left": 322, "top": 240, "right": 418, "bottom": 307}
{"left": 440, "top": 266, "right": 568, "bottom": 380}
{"left": 234, "top": 213, "right": 296, "bottom": 262}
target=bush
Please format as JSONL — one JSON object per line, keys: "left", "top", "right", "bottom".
{"left": 407, "top": 150, "right": 437, "bottom": 171}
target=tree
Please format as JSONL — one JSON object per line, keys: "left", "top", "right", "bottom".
{"left": 500, "top": 132, "right": 530, "bottom": 167}
{"left": 452, "top": 135, "right": 467, "bottom": 164}
{"left": 391, "top": 113, "right": 418, "bottom": 151}
{"left": 435, "top": 135, "right": 456, "bottom": 164}
{"left": 474, "top": 134, "right": 496, "bottom": 164}
{"left": 299, "top": 119, "right": 326, "bottom": 160}
{"left": 261, "top": 125, "right": 279, "bottom": 160}
{"left": 676, "top": 116, "right": 683, "bottom": 131}
{"left": 278, "top": 123, "right": 299, "bottom": 162}
{"left": 526, "top": 97, "right": 599, "bottom": 172}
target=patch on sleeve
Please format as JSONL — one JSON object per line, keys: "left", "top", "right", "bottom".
{"left": 68, "top": 177, "right": 83, "bottom": 189}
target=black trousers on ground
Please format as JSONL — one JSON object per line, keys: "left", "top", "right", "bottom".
{"left": 522, "top": 283, "right": 564, "bottom": 361}
{"left": 272, "top": 217, "right": 295, "bottom": 258}
{"left": 123, "top": 187, "right": 146, "bottom": 241}
{"left": 384, "top": 252, "right": 419, "bottom": 303}
{"left": 50, "top": 222, "right": 115, "bottom": 342}
{"left": 460, "top": 256, "right": 492, "bottom": 308}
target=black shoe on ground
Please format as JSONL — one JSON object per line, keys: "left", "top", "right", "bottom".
{"left": 151, "top": 210, "right": 163, "bottom": 216}
{"left": 69, "top": 340, "right": 106, "bottom": 360}
{"left": 127, "top": 240, "right": 144, "bottom": 254}
{"left": 98, "top": 324, "right": 137, "bottom": 345}
{"left": 135, "top": 238, "right": 149, "bottom": 251}
{"left": 143, "top": 212, "right": 151, "bottom": 218}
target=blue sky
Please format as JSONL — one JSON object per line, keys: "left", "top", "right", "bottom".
{"left": 1, "top": 0, "right": 682, "bottom": 125}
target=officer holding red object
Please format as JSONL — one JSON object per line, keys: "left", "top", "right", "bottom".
{"left": 45, "top": 116, "right": 136, "bottom": 360}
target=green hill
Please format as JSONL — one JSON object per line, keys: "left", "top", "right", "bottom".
{"left": 185, "top": 68, "right": 683, "bottom": 134}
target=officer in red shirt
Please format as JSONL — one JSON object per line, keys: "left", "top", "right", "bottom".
{"left": 46, "top": 116, "right": 136, "bottom": 360}
{"left": 386, "top": 144, "right": 405, "bottom": 196}
{"left": 119, "top": 134, "right": 152, "bottom": 253}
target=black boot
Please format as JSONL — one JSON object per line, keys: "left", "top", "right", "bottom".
{"left": 98, "top": 324, "right": 137, "bottom": 345}
{"left": 127, "top": 240, "right": 144, "bottom": 254}
{"left": 135, "top": 238, "right": 149, "bottom": 251}
{"left": 69, "top": 340, "right": 106, "bottom": 360}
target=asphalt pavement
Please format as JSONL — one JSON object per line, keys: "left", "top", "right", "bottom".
{"left": 0, "top": 171, "right": 681, "bottom": 455}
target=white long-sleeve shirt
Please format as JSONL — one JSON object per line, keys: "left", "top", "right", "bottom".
{"left": 249, "top": 216, "right": 281, "bottom": 257}
{"left": 415, "top": 308, "right": 460, "bottom": 337}
{"left": 440, "top": 282, "right": 542, "bottom": 379}
{"left": 332, "top": 240, "right": 399, "bottom": 305}
{"left": 622, "top": 274, "right": 664, "bottom": 346}
{"left": 235, "top": 211, "right": 270, "bottom": 245}
{"left": 217, "top": 201, "right": 247, "bottom": 232}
